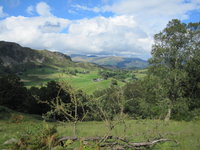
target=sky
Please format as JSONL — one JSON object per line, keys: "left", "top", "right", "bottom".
{"left": 0, "top": 0, "right": 199, "bottom": 59}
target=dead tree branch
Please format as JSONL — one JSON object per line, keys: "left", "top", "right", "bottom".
{"left": 58, "top": 136, "right": 177, "bottom": 149}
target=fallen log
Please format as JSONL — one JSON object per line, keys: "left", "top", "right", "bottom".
{"left": 129, "top": 138, "right": 173, "bottom": 147}
{"left": 58, "top": 136, "right": 126, "bottom": 143}
{"left": 58, "top": 136, "right": 177, "bottom": 149}
{"left": 100, "top": 138, "right": 177, "bottom": 149}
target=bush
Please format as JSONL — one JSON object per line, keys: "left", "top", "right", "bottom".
{"left": 11, "top": 124, "right": 59, "bottom": 150}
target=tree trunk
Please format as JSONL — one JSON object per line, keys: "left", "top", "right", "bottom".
{"left": 73, "top": 121, "right": 77, "bottom": 137}
{"left": 165, "top": 107, "right": 171, "bottom": 121}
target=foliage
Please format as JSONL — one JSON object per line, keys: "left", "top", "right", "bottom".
{"left": 147, "top": 19, "right": 200, "bottom": 120}
{"left": 92, "top": 85, "right": 128, "bottom": 135}
{"left": 120, "top": 20, "right": 200, "bottom": 121}
{"left": 11, "top": 123, "right": 59, "bottom": 150}
{"left": 42, "top": 81, "right": 90, "bottom": 136}
{"left": 0, "top": 74, "right": 34, "bottom": 112}
{"left": 98, "top": 69, "right": 136, "bottom": 81}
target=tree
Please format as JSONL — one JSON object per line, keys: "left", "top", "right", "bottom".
{"left": 0, "top": 74, "right": 30, "bottom": 111}
{"left": 92, "top": 85, "right": 128, "bottom": 136}
{"left": 123, "top": 80, "right": 144, "bottom": 118}
{"left": 148, "top": 19, "right": 200, "bottom": 120}
{"left": 184, "top": 22, "right": 200, "bottom": 117}
{"left": 43, "top": 81, "right": 89, "bottom": 136}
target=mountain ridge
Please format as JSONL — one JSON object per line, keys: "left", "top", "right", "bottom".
{"left": 71, "top": 54, "right": 148, "bottom": 69}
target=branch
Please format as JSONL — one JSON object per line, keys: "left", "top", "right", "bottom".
{"left": 58, "top": 136, "right": 176, "bottom": 149}
{"left": 128, "top": 138, "right": 176, "bottom": 148}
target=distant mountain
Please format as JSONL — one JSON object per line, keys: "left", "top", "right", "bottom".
{"left": 71, "top": 55, "right": 148, "bottom": 69}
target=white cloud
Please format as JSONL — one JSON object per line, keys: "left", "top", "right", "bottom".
{"left": 68, "top": 9, "right": 77, "bottom": 14}
{"left": 36, "top": 2, "right": 52, "bottom": 16}
{"left": 103, "top": 0, "right": 200, "bottom": 34}
{"left": 0, "top": 16, "right": 70, "bottom": 49}
{"left": 0, "top": 6, "right": 8, "bottom": 18}
{"left": 73, "top": 0, "right": 200, "bottom": 35}
{"left": 26, "top": 5, "right": 34, "bottom": 15}
{"left": 104, "top": 0, "right": 197, "bottom": 15}
{"left": 72, "top": 4, "right": 101, "bottom": 13}
{"left": 26, "top": 2, "right": 53, "bottom": 16}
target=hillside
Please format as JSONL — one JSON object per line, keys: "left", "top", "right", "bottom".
{"left": 71, "top": 54, "right": 148, "bottom": 69}
{"left": 0, "top": 41, "right": 73, "bottom": 74}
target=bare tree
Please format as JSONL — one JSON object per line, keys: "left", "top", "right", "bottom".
{"left": 43, "top": 81, "right": 88, "bottom": 137}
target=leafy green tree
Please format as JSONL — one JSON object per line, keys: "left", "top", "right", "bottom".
{"left": 183, "top": 23, "right": 200, "bottom": 117}
{"left": 148, "top": 19, "right": 200, "bottom": 120}
{"left": 29, "top": 81, "right": 72, "bottom": 115}
{"left": 123, "top": 80, "right": 144, "bottom": 118}
{"left": 0, "top": 74, "right": 30, "bottom": 111}
{"left": 124, "top": 78, "right": 169, "bottom": 119}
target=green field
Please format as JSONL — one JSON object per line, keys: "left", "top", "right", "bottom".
{"left": 133, "top": 69, "right": 148, "bottom": 79}
{"left": 20, "top": 67, "right": 115, "bottom": 94}
{"left": 19, "top": 66, "right": 132, "bottom": 94}
{"left": 1, "top": 111, "right": 200, "bottom": 150}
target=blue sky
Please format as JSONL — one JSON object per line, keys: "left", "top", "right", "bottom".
{"left": 0, "top": 0, "right": 114, "bottom": 19}
{"left": 0, "top": 0, "right": 199, "bottom": 59}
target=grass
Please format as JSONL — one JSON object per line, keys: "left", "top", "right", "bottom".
{"left": 57, "top": 120, "right": 200, "bottom": 150}
{"left": 1, "top": 110, "right": 200, "bottom": 150}
{"left": 133, "top": 69, "right": 148, "bottom": 79}
{"left": 0, "top": 109, "right": 43, "bottom": 149}
{"left": 63, "top": 73, "right": 125, "bottom": 94}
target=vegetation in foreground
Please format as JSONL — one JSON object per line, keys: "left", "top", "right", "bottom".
{"left": 0, "top": 110, "right": 200, "bottom": 150}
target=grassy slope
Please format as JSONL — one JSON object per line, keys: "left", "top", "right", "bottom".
{"left": 63, "top": 73, "right": 115, "bottom": 94}
{"left": 0, "top": 107, "right": 43, "bottom": 149}
{"left": 0, "top": 112, "right": 200, "bottom": 150}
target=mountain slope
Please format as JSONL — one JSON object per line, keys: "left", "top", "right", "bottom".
{"left": 71, "top": 55, "right": 148, "bottom": 69}
{"left": 0, "top": 41, "right": 73, "bottom": 73}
